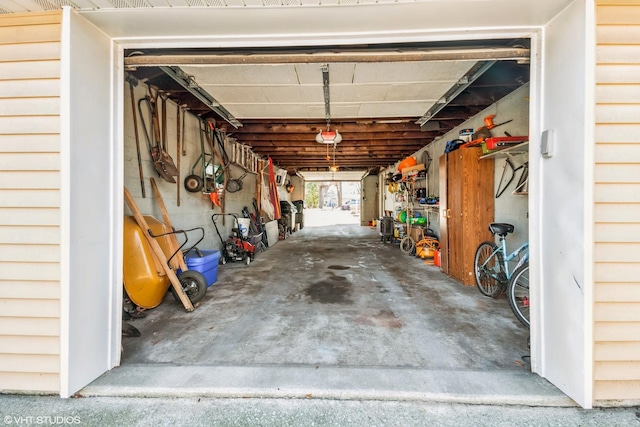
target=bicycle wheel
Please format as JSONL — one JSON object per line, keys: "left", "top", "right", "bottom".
{"left": 508, "top": 263, "right": 530, "bottom": 328}
{"left": 474, "top": 241, "right": 505, "bottom": 297}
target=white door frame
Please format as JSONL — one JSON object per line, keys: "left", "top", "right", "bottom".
{"left": 111, "top": 24, "right": 544, "bottom": 366}
{"left": 90, "top": 12, "right": 592, "bottom": 406}
{"left": 60, "top": 8, "right": 120, "bottom": 397}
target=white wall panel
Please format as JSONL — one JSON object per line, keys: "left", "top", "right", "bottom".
{"left": 539, "top": 0, "right": 590, "bottom": 407}
{"left": 59, "top": 8, "right": 114, "bottom": 398}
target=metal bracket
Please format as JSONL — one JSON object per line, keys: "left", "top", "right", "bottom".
{"left": 159, "top": 65, "right": 242, "bottom": 129}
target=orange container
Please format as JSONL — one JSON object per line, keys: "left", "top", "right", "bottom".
{"left": 397, "top": 156, "right": 417, "bottom": 172}
{"left": 434, "top": 249, "right": 441, "bottom": 267}
{"left": 123, "top": 215, "right": 173, "bottom": 309}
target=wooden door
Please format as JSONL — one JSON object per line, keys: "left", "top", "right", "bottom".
{"left": 459, "top": 148, "right": 494, "bottom": 285}
{"left": 440, "top": 148, "right": 494, "bottom": 285}
{"left": 448, "top": 151, "right": 466, "bottom": 282}
{"left": 438, "top": 155, "right": 449, "bottom": 273}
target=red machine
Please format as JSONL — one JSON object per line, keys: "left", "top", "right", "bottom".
{"left": 211, "top": 213, "right": 256, "bottom": 266}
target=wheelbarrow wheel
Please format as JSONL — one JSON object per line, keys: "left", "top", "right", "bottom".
{"left": 170, "top": 270, "right": 207, "bottom": 304}
{"left": 184, "top": 174, "right": 204, "bottom": 193}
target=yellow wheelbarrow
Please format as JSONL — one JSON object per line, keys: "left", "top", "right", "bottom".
{"left": 124, "top": 179, "right": 207, "bottom": 312}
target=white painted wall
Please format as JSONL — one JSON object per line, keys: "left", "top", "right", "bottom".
{"left": 361, "top": 175, "right": 379, "bottom": 226}
{"left": 60, "top": 9, "right": 114, "bottom": 397}
{"left": 123, "top": 82, "right": 262, "bottom": 252}
{"left": 537, "top": 0, "right": 591, "bottom": 408}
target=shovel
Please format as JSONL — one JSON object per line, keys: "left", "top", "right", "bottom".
{"left": 141, "top": 86, "right": 179, "bottom": 183}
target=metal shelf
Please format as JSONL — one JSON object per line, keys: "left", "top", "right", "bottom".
{"left": 411, "top": 202, "right": 439, "bottom": 210}
{"left": 480, "top": 141, "right": 529, "bottom": 160}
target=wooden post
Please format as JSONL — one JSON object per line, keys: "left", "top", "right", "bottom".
{"left": 150, "top": 178, "right": 188, "bottom": 272}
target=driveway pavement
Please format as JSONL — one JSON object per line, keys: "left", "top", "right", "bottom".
{"left": 0, "top": 395, "right": 637, "bottom": 427}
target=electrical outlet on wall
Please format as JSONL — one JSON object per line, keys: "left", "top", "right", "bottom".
{"left": 541, "top": 129, "right": 554, "bottom": 158}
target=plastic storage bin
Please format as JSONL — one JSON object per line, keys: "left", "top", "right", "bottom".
{"left": 237, "top": 218, "right": 251, "bottom": 238}
{"left": 184, "top": 250, "right": 221, "bottom": 287}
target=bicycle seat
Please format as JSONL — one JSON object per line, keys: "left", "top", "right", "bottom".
{"left": 489, "top": 223, "right": 514, "bottom": 237}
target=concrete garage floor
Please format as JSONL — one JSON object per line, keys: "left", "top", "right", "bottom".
{"left": 83, "top": 221, "right": 571, "bottom": 406}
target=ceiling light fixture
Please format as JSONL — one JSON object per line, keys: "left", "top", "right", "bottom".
{"left": 315, "top": 129, "right": 342, "bottom": 144}
{"left": 316, "top": 64, "right": 341, "bottom": 171}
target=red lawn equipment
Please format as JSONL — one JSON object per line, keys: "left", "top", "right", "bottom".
{"left": 211, "top": 213, "right": 255, "bottom": 266}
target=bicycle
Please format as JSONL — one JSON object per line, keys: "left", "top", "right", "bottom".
{"left": 507, "top": 262, "right": 530, "bottom": 328}
{"left": 473, "top": 223, "right": 530, "bottom": 327}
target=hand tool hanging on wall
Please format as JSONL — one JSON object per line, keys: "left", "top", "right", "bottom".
{"left": 127, "top": 76, "right": 145, "bottom": 198}
{"left": 473, "top": 115, "right": 514, "bottom": 141}
{"left": 203, "top": 120, "right": 228, "bottom": 223}
{"left": 495, "top": 157, "right": 527, "bottom": 198}
{"left": 184, "top": 121, "right": 208, "bottom": 194}
{"left": 160, "top": 93, "right": 167, "bottom": 154}
{"left": 213, "top": 125, "right": 230, "bottom": 167}
{"left": 137, "top": 86, "right": 179, "bottom": 183}
{"left": 180, "top": 105, "right": 187, "bottom": 157}
{"left": 210, "top": 124, "right": 249, "bottom": 192}
{"left": 204, "top": 120, "right": 227, "bottom": 192}
{"left": 268, "top": 157, "right": 281, "bottom": 220}
{"left": 176, "top": 103, "right": 181, "bottom": 207}
{"left": 484, "top": 114, "right": 513, "bottom": 130}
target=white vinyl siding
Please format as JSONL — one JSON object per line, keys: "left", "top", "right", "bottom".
{"left": 594, "top": 1, "right": 640, "bottom": 403}
{"left": 0, "top": 11, "right": 62, "bottom": 394}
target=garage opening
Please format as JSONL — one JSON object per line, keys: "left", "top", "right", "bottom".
{"left": 109, "top": 39, "right": 563, "bottom": 402}
{"left": 302, "top": 181, "right": 361, "bottom": 227}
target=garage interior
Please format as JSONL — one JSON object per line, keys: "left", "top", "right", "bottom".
{"left": 102, "top": 38, "right": 562, "bottom": 403}
{"left": 93, "top": 223, "right": 567, "bottom": 403}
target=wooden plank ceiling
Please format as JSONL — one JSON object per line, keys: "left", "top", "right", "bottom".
{"left": 126, "top": 41, "right": 530, "bottom": 175}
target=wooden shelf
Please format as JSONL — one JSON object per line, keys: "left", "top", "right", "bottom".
{"left": 480, "top": 141, "right": 529, "bottom": 159}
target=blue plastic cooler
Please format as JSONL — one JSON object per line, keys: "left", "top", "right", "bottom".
{"left": 184, "top": 250, "right": 221, "bottom": 287}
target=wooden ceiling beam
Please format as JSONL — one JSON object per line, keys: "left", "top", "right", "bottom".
{"left": 125, "top": 47, "right": 530, "bottom": 66}
{"left": 269, "top": 154, "right": 401, "bottom": 161}
{"left": 234, "top": 132, "right": 430, "bottom": 142}
{"left": 271, "top": 152, "right": 401, "bottom": 158}
{"left": 255, "top": 150, "right": 421, "bottom": 158}
{"left": 231, "top": 121, "right": 423, "bottom": 134}
{"left": 248, "top": 142, "right": 425, "bottom": 150}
